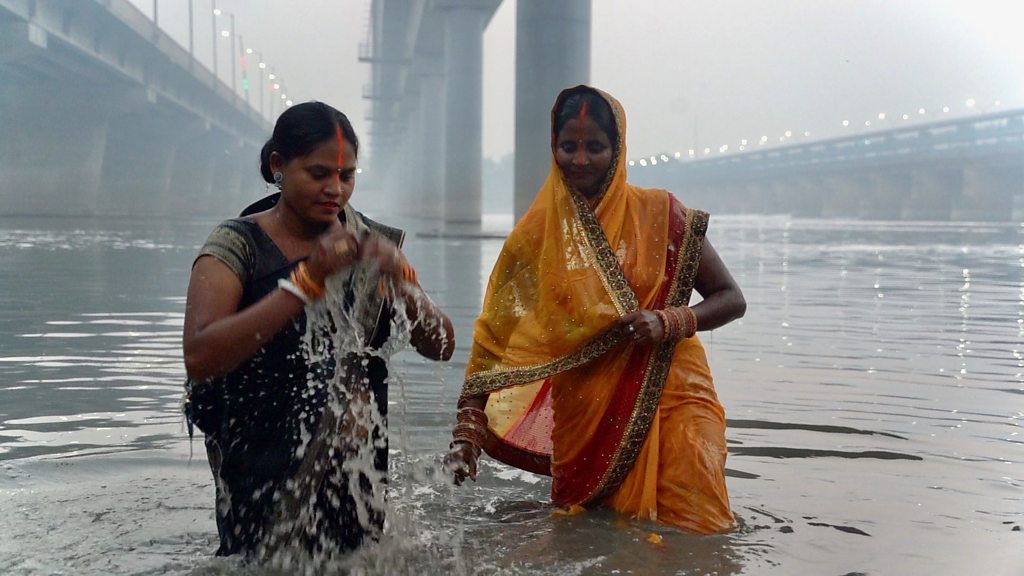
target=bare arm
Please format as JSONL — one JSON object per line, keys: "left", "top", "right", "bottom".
{"left": 445, "top": 393, "right": 489, "bottom": 484}
{"left": 182, "top": 256, "right": 304, "bottom": 382}
{"left": 359, "top": 234, "right": 455, "bottom": 362}
{"left": 402, "top": 286, "right": 456, "bottom": 361}
{"left": 183, "top": 227, "right": 358, "bottom": 382}
{"left": 617, "top": 238, "right": 745, "bottom": 343}
{"left": 691, "top": 239, "right": 746, "bottom": 331}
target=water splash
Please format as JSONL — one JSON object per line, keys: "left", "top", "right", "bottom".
{"left": 256, "top": 262, "right": 456, "bottom": 573}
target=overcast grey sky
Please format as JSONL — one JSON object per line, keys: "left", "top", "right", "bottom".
{"left": 140, "top": 0, "right": 1023, "bottom": 161}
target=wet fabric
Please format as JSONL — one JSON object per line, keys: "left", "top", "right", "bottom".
{"left": 460, "top": 86, "right": 734, "bottom": 533}
{"left": 194, "top": 201, "right": 400, "bottom": 556}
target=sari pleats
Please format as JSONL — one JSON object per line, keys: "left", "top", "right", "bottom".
{"left": 606, "top": 337, "right": 734, "bottom": 533}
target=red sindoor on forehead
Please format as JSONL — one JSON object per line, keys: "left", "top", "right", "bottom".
{"left": 576, "top": 101, "right": 590, "bottom": 139}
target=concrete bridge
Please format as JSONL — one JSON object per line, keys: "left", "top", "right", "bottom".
{"left": 0, "top": 0, "right": 269, "bottom": 216}
{"left": 629, "top": 108, "right": 1024, "bottom": 222}
{"left": 360, "top": 0, "right": 592, "bottom": 223}
{"left": 4, "top": 1, "right": 1019, "bottom": 223}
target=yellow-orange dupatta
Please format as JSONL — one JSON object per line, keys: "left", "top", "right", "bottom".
{"left": 460, "top": 86, "right": 707, "bottom": 507}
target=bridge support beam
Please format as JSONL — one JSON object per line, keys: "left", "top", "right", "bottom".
{"left": 440, "top": 1, "right": 491, "bottom": 224}
{"left": 903, "top": 167, "right": 961, "bottom": 220}
{"left": 955, "top": 164, "right": 1020, "bottom": 221}
{"left": 860, "top": 170, "right": 909, "bottom": 220}
{"left": 821, "top": 174, "right": 868, "bottom": 218}
{"left": 0, "top": 85, "right": 119, "bottom": 215}
{"left": 514, "top": 0, "right": 592, "bottom": 221}
{"left": 98, "top": 94, "right": 195, "bottom": 215}
{"left": 790, "top": 176, "right": 824, "bottom": 218}
{"left": 418, "top": 66, "right": 446, "bottom": 220}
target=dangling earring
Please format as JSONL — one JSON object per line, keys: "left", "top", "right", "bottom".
{"left": 273, "top": 171, "right": 284, "bottom": 190}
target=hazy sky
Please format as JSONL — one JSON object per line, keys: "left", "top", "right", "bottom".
{"left": 139, "top": 0, "right": 1023, "bottom": 161}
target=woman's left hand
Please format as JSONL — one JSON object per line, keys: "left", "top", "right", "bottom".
{"left": 357, "top": 234, "right": 408, "bottom": 278}
{"left": 616, "top": 310, "right": 665, "bottom": 344}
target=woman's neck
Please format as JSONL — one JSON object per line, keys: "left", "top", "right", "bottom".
{"left": 270, "top": 203, "right": 327, "bottom": 242}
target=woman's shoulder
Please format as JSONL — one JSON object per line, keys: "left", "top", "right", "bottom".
{"left": 197, "top": 217, "right": 262, "bottom": 279}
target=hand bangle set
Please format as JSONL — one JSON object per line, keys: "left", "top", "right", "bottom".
{"left": 282, "top": 261, "right": 325, "bottom": 304}
{"left": 451, "top": 406, "right": 488, "bottom": 451}
{"left": 286, "top": 257, "right": 418, "bottom": 304}
{"left": 655, "top": 306, "right": 697, "bottom": 341}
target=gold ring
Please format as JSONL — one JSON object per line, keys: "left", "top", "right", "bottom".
{"left": 334, "top": 240, "right": 350, "bottom": 256}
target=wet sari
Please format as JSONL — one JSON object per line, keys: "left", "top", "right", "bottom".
{"left": 460, "top": 86, "right": 734, "bottom": 534}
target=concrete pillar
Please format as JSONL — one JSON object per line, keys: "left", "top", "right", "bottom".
{"left": 821, "top": 173, "right": 868, "bottom": 218}
{"left": 0, "top": 85, "right": 115, "bottom": 215}
{"left": 860, "top": 170, "right": 909, "bottom": 220}
{"left": 955, "top": 163, "right": 1020, "bottom": 221}
{"left": 903, "top": 167, "right": 961, "bottom": 221}
{"left": 418, "top": 65, "right": 446, "bottom": 220}
{"left": 514, "top": 0, "right": 592, "bottom": 221}
{"left": 396, "top": 87, "right": 423, "bottom": 218}
{"left": 98, "top": 114, "right": 177, "bottom": 215}
{"left": 789, "top": 176, "right": 824, "bottom": 218}
{"left": 195, "top": 135, "right": 247, "bottom": 217}
{"left": 441, "top": 3, "right": 488, "bottom": 224}
{"left": 165, "top": 130, "right": 227, "bottom": 216}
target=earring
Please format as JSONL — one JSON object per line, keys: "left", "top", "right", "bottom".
{"left": 273, "top": 171, "right": 284, "bottom": 189}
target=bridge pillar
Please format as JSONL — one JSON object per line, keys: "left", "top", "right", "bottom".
{"left": 440, "top": 1, "right": 491, "bottom": 224}
{"left": 98, "top": 94, "right": 200, "bottom": 215}
{"left": 514, "top": 0, "right": 592, "bottom": 221}
{"left": 903, "top": 167, "right": 961, "bottom": 220}
{"left": 160, "top": 128, "right": 249, "bottom": 217}
{"left": 954, "top": 163, "right": 1020, "bottom": 221}
{"left": 418, "top": 65, "right": 447, "bottom": 220}
{"left": 198, "top": 136, "right": 248, "bottom": 217}
{"left": 860, "top": 169, "right": 909, "bottom": 220}
{"left": 0, "top": 85, "right": 118, "bottom": 215}
{"left": 733, "top": 180, "right": 768, "bottom": 214}
{"left": 390, "top": 87, "right": 421, "bottom": 219}
{"left": 789, "top": 176, "right": 824, "bottom": 218}
{"left": 821, "top": 174, "right": 867, "bottom": 218}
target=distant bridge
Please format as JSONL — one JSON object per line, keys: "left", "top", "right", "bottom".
{"left": 0, "top": 0, "right": 269, "bottom": 216}
{"left": 630, "top": 108, "right": 1024, "bottom": 221}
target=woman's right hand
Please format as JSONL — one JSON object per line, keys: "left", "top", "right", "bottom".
{"left": 445, "top": 440, "right": 481, "bottom": 485}
{"left": 305, "top": 226, "right": 360, "bottom": 285}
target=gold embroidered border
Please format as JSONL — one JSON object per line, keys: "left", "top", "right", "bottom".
{"left": 462, "top": 328, "right": 626, "bottom": 398}
{"left": 583, "top": 205, "right": 708, "bottom": 504}
{"left": 567, "top": 185, "right": 639, "bottom": 315}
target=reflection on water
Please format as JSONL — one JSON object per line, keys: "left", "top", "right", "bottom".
{"left": 0, "top": 215, "right": 1021, "bottom": 575}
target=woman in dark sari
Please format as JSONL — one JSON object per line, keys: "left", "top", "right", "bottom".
{"left": 183, "top": 101, "right": 454, "bottom": 559}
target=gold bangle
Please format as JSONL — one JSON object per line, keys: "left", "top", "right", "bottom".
{"left": 292, "top": 262, "right": 325, "bottom": 300}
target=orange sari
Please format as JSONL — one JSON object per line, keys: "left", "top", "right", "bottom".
{"left": 461, "top": 86, "right": 734, "bottom": 534}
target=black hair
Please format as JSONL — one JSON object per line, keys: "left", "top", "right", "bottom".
{"left": 553, "top": 87, "right": 618, "bottom": 146}
{"left": 259, "top": 101, "right": 359, "bottom": 183}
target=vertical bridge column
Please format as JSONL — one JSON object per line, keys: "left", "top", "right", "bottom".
{"left": 956, "top": 163, "right": 1020, "bottom": 221}
{"left": 417, "top": 57, "right": 446, "bottom": 220}
{"left": 440, "top": 0, "right": 491, "bottom": 224}
{"left": 514, "top": 0, "right": 592, "bottom": 221}
{"left": 0, "top": 83, "right": 118, "bottom": 215}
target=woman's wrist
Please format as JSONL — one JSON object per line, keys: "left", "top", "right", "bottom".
{"left": 290, "top": 262, "right": 325, "bottom": 301}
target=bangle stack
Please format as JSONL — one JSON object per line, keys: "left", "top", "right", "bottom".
{"left": 288, "top": 261, "right": 325, "bottom": 302}
{"left": 655, "top": 306, "right": 698, "bottom": 341}
{"left": 278, "top": 279, "right": 310, "bottom": 305}
{"left": 401, "top": 261, "right": 419, "bottom": 286}
{"left": 451, "top": 406, "right": 488, "bottom": 451}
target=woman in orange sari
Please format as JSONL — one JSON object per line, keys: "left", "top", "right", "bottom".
{"left": 445, "top": 85, "right": 746, "bottom": 534}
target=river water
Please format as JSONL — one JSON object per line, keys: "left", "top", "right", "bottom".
{"left": 0, "top": 212, "right": 1020, "bottom": 575}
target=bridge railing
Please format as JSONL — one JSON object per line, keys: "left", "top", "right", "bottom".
{"left": 634, "top": 108, "right": 1024, "bottom": 179}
